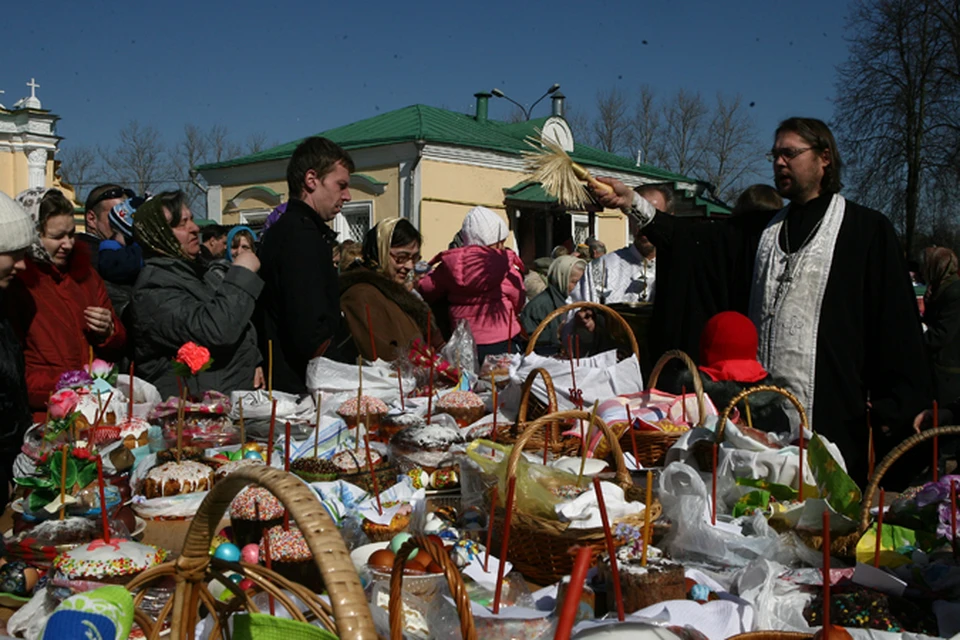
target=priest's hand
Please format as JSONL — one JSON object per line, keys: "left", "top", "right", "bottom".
{"left": 913, "top": 408, "right": 952, "bottom": 433}
{"left": 592, "top": 177, "right": 633, "bottom": 210}
{"left": 253, "top": 367, "right": 265, "bottom": 389}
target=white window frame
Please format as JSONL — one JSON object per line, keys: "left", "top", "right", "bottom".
{"left": 239, "top": 210, "right": 270, "bottom": 226}
{"left": 570, "top": 213, "right": 593, "bottom": 245}
{"left": 335, "top": 200, "right": 374, "bottom": 243}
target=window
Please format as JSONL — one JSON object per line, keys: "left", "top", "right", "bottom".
{"left": 571, "top": 213, "right": 592, "bottom": 245}
{"left": 335, "top": 201, "right": 373, "bottom": 242}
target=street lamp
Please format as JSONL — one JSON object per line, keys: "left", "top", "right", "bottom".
{"left": 490, "top": 83, "right": 560, "bottom": 120}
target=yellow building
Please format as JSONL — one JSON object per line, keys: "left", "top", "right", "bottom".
{"left": 197, "top": 92, "right": 712, "bottom": 262}
{"left": 0, "top": 79, "right": 76, "bottom": 203}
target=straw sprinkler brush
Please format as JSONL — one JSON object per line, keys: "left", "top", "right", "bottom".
{"left": 523, "top": 134, "right": 614, "bottom": 209}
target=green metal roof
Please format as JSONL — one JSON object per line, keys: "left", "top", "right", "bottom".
{"left": 695, "top": 196, "right": 733, "bottom": 217}
{"left": 196, "top": 104, "right": 693, "bottom": 184}
{"left": 503, "top": 180, "right": 558, "bottom": 204}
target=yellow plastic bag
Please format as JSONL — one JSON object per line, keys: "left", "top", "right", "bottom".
{"left": 466, "top": 439, "right": 588, "bottom": 520}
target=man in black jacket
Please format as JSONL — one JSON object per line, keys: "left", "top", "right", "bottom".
{"left": 258, "top": 138, "right": 354, "bottom": 393}
{"left": 0, "top": 191, "right": 36, "bottom": 507}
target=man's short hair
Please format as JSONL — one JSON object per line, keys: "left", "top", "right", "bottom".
{"left": 775, "top": 117, "right": 843, "bottom": 194}
{"left": 733, "top": 184, "right": 784, "bottom": 215}
{"left": 85, "top": 184, "right": 128, "bottom": 214}
{"left": 635, "top": 183, "right": 675, "bottom": 214}
{"left": 286, "top": 137, "right": 355, "bottom": 199}
{"left": 201, "top": 224, "right": 227, "bottom": 243}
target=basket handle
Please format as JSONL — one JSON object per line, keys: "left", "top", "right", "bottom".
{"left": 389, "top": 535, "right": 476, "bottom": 640}
{"left": 859, "top": 425, "right": 960, "bottom": 533}
{"left": 524, "top": 302, "right": 641, "bottom": 362}
{"left": 507, "top": 410, "right": 632, "bottom": 488}
{"left": 715, "top": 384, "right": 808, "bottom": 444}
{"left": 516, "top": 367, "right": 559, "bottom": 437}
{"left": 171, "top": 465, "right": 378, "bottom": 640}
{"left": 646, "top": 349, "right": 707, "bottom": 427}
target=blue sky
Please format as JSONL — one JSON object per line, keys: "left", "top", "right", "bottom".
{"left": 3, "top": 0, "right": 852, "bottom": 180}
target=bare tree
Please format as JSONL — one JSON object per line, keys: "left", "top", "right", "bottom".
{"left": 206, "top": 124, "right": 241, "bottom": 163}
{"left": 563, "top": 103, "right": 592, "bottom": 142}
{"left": 628, "top": 85, "right": 663, "bottom": 166}
{"left": 57, "top": 145, "right": 101, "bottom": 197}
{"left": 701, "top": 94, "right": 763, "bottom": 203}
{"left": 591, "top": 87, "right": 631, "bottom": 154}
{"left": 102, "top": 120, "right": 170, "bottom": 195}
{"left": 657, "top": 89, "right": 708, "bottom": 176}
{"left": 834, "top": 0, "right": 955, "bottom": 253}
{"left": 245, "top": 131, "right": 272, "bottom": 154}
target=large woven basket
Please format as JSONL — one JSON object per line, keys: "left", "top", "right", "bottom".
{"left": 489, "top": 410, "right": 661, "bottom": 585}
{"left": 125, "top": 465, "right": 377, "bottom": 640}
{"left": 494, "top": 367, "right": 559, "bottom": 451}
{"left": 523, "top": 301, "right": 640, "bottom": 361}
{"left": 594, "top": 349, "right": 706, "bottom": 465}
{"left": 727, "top": 633, "right": 813, "bottom": 640}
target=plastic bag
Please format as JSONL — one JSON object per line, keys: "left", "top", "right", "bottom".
{"left": 658, "top": 463, "right": 784, "bottom": 568}
{"left": 229, "top": 389, "right": 316, "bottom": 440}
{"left": 306, "top": 356, "right": 414, "bottom": 407}
{"left": 441, "top": 319, "right": 479, "bottom": 376}
{"left": 465, "top": 439, "right": 588, "bottom": 520}
{"left": 734, "top": 558, "right": 813, "bottom": 631}
{"left": 509, "top": 350, "right": 644, "bottom": 412}
{"left": 115, "top": 374, "right": 162, "bottom": 418}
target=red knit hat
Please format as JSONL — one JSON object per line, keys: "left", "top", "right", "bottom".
{"left": 698, "top": 311, "right": 768, "bottom": 383}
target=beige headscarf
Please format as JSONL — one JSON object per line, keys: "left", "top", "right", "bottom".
{"left": 548, "top": 255, "right": 586, "bottom": 295}
{"left": 361, "top": 217, "right": 402, "bottom": 274}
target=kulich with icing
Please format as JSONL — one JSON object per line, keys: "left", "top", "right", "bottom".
{"left": 230, "top": 486, "right": 284, "bottom": 521}
{"left": 142, "top": 460, "right": 213, "bottom": 498}
{"left": 214, "top": 458, "right": 264, "bottom": 482}
{"left": 54, "top": 539, "right": 166, "bottom": 580}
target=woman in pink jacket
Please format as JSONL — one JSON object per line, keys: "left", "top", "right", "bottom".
{"left": 419, "top": 207, "right": 525, "bottom": 361}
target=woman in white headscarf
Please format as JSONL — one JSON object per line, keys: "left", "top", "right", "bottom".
{"left": 519, "top": 255, "right": 586, "bottom": 356}
{"left": 419, "top": 206, "right": 526, "bottom": 361}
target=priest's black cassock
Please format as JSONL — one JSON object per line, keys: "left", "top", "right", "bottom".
{"left": 636, "top": 192, "right": 931, "bottom": 486}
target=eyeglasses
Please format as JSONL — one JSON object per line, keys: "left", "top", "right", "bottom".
{"left": 89, "top": 187, "right": 134, "bottom": 209}
{"left": 765, "top": 147, "right": 814, "bottom": 162}
{"left": 389, "top": 251, "right": 421, "bottom": 265}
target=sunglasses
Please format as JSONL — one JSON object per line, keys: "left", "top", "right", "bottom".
{"left": 89, "top": 187, "right": 135, "bottom": 209}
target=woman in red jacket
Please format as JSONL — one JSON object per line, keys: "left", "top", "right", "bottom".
{"left": 6, "top": 189, "right": 126, "bottom": 421}
{"left": 418, "top": 206, "right": 525, "bottom": 361}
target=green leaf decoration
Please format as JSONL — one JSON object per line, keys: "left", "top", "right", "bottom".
{"left": 736, "top": 476, "right": 797, "bottom": 502}
{"left": 808, "top": 434, "right": 861, "bottom": 520}
{"left": 28, "top": 488, "right": 56, "bottom": 512}
{"left": 76, "top": 463, "right": 97, "bottom": 491}
{"left": 733, "top": 489, "right": 771, "bottom": 518}
{"left": 14, "top": 476, "right": 53, "bottom": 489}
{"left": 51, "top": 457, "right": 78, "bottom": 493}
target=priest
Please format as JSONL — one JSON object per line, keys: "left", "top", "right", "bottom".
{"left": 593, "top": 117, "right": 931, "bottom": 485}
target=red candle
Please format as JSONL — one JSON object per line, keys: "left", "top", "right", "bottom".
{"left": 284, "top": 422, "right": 292, "bottom": 529}
{"left": 822, "top": 509, "right": 831, "bottom": 637}
{"left": 127, "top": 362, "right": 135, "bottom": 420}
{"left": 364, "top": 435, "right": 382, "bottom": 515}
{"left": 711, "top": 442, "right": 719, "bottom": 526}
{"left": 554, "top": 546, "right": 593, "bottom": 640}
{"left": 492, "top": 476, "right": 517, "bottom": 614}
{"left": 365, "top": 304, "right": 378, "bottom": 361}
{"left": 626, "top": 404, "right": 640, "bottom": 471}
{"left": 426, "top": 361, "right": 436, "bottom": 424}
{"left": 96, "top": 455, "right": 110, "bottom": 543}
{"left": 592, "top": 476, "right": 624, "bottom": 621}
{"left": 426, "top": 311, "right": 432, "bottom": 350}
{"left": 267, "top": 399, "right": 277, "bottom": 464}
{"left": 873, "top": 489, "right": 885, "bottom": 568}
{"left": 568, "top": 336, "right": 577, "bottom": 391}
{"left": 798, "top": 423, "right": 806, "bottom": 503}
{"left": 484, "top": 485, "right": 498, "bottom": 572}
{"left": 933, "top": 401, "right": 940, "bottom": 482}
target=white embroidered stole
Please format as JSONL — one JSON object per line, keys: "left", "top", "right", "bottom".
{"left": 748, "top": 194, "right": 846, "bottom": 426}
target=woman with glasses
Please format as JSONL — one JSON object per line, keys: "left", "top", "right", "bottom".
{"left": 130, "top": 192, "right": 265, "bottom": 399}
{"left": 338, "top": 218, "right": 443, "bottom": 362}
{"left": 6, "top": 189, "right": 127, "bottom": 421}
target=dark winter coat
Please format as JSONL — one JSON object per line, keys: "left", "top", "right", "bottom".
{"left": 257, "top": 199, "right": 341, "bottom": 394}
{"left": 131, "top": 256, "right": 262, "bottom": 399}
{"left": 519, "top": 285, "right": 567, "bottom": 356}
{"left": 0, "top": 290, "right": 30, "bottom": 447}
{"left": 923, "top": 278, "right": 960, "bottom": 405}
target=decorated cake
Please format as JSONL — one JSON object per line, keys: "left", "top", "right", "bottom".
{"left": 436, "top": 390, "right": 485, "bottom": 426}
{"left": 390, "top": 423, "right": 464, "bottom": 473}
{"left": 803, "top": 585, "right": 938, "bottom": 635}
{"left": 598, "top": 538, "right": 685, "bottom": 614}
{"left": 230, "top": 486, "right": 285, "bottom": 546}
{"left": 259, "top": 525, "right": 323, "bottom": 592}
{"left": 116, "top": 417, "right": 152, "bottom": 449}
{"left": 291, "top": 456, "right": 340, "bottom": 482}
{"left": 361, "top": 506, "right": 412, "bottom": 542}
{"left": 213, "top": 458, "right": 264, "bottom": 482}
{"left": 380, "top": 411, "right": 426, "bottom": 443}
{"left": 336, "top": 395, "right": 389, "bottom": 433}
{"left": 53, "top": 539, "right": 166, "bottom": 583}
{"left": 141, "top": 460, "right": 213, "bottom": 499}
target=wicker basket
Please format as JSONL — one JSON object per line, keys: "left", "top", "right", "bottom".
{"left": 125, "top": 465, "right": 377, "bottom": 640}
{"left": 489, "top": 411, "right": 661, "bottom": 586}
{"left": 389, "top": 534, "right": 476, "bottom": 640}
{"left": 595, "top": 349, "right": 706, "bottom": 465}
{"left": 727, "top": 633, "right": 813, "bottom": 640}
{"left": 494, "top": 367, "right": 559, "bottom": 450}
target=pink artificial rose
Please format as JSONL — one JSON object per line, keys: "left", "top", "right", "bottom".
{"left": 84, "top": 358, "right": 113, "bottom": 379}
{"left": 176, "top": 342, "right": 212, "bottom": 375}
{"left": 48, "top": 389, "right": 80, "bottom": 420}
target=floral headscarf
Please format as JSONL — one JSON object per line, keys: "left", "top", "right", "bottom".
{"left": 922, "top": 246, "right": 959, "bottom": 301}
{"left": 133, "top": 197, "right": 191, "bottom": 260}
{"left": 361, "top": 217, "right": 403, "bottom": 274}
{"left": 14, "top": 187, "right": 52, "bottom": 263}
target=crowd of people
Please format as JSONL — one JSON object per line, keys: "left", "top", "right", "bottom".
{"left": 0, "top": 115, "right": 955, "bottom": 496}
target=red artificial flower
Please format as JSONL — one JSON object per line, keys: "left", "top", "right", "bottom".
{"left": 72, "top": 447, "right": 92, "bottom": 460}
{"left": 48, "top": 389, "right": 80, "bottom": 420}
{"left": 176, "top": 342, "right": 211, "bottom": 375}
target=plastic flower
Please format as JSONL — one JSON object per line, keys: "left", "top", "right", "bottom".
{"left": 84, "top": 358, "right": 114, "bottom": 380}
{"left": 55, "top": 369, "right": 93, "bottom": 391}
{"left": 72, "top": 447, "right": 93, "bottom": 460}
{"left": 48, "top": 389, "right": 80, "bottom": 420}
{"left": 175, "top": 342, "right": 212, "bottom": 375}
